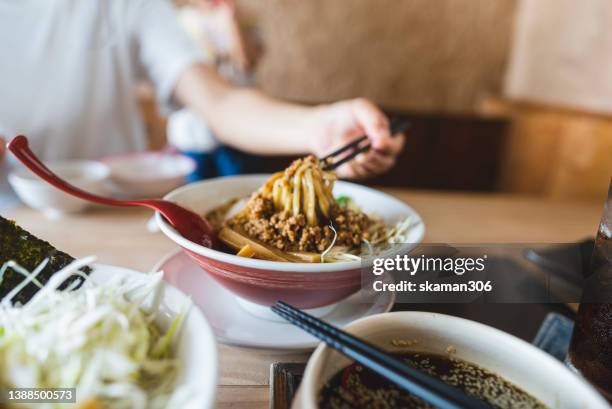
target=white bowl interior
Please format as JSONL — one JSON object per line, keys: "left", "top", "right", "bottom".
{"left": 11, "top": 160, "right": 110, "bottom": 184}
{"left": 105, "top": 152, "right": 195, "bottom": 181}
{"left": 91, "top": 264, "right": 217, "bottom": 409}
{"left": 8, "top": 161, "right": 110, "bottom": 214}
{"left": 299, "top": 312, "right": 609, "bottom": 409}
{"left": 157, "top": 175, "right": 425, "bottom": 272}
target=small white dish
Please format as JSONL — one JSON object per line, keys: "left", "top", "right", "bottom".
{"left": 8, "top": 160, "right": 110, "bottom": 218}
{"left": 91, "top": 263, "right": 218, "bottom": 409}
{"left": 295, "top": 312, "right": 609, "bottom": 409}
{"left": 153, "top": 251, "right": 396, "bottom": 350}
{"left": 102, "top": 151, "right": 196, "bottom": 198}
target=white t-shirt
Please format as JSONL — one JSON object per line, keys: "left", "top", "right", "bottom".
{"left": 0, "top": 0, "right": 202, "bottom": 206}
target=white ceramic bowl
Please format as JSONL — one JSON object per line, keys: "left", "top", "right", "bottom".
{"left": 8, "top": 160, "right": 110, "bottom": 217}
{"left": 103, "top": 151, "right": 196, "bottom": 198}
{"left": 296, "top": 312, "right": 609, "bottom": 409}
{"left": 91, "top": 264, "right": 217, "bottom": 409}
{"left": 156, "top": 175, "right": 425, "bottom": 309}
{"left": 158, "top": 175, "right": 425, "bottom": 274}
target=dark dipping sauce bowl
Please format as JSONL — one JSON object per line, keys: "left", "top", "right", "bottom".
{"left": 296, "top": 312, "right": 610, "bottom": 409}
{"left": 319, "top": 352, "right": 545, "bottom": 409}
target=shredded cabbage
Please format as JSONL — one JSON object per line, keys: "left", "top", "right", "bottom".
{"left": 0, "top": 258, "right": 192, "bottom": 409}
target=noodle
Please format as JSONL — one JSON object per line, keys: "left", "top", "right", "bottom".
{"left": 207, "top": 155, "right": 411, "bottom": 262}
{"left": 257, "top": 156, "right": 337, "bottom": 227}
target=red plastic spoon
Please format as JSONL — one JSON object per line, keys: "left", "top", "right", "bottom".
{"left": 7, "top": 135, "right": 217, "bottom": 248}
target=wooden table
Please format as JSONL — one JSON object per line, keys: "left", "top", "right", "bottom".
{"left": 3, "top": 189, "right": 604, "bottom": 408}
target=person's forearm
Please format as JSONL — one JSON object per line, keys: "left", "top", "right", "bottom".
{"left": 174, "top": 64, "right": 322, "bottom": 155}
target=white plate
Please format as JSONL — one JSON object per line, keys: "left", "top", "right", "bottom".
{"left": 153, "top": 251, "right": 396, "bottom": 350}
{"left": 91, "top": 263, "right": 217, "bottom": 409}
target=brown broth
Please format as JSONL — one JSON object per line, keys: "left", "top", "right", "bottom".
{"left": 318, "top": 352, "right": 547, "bottom": 409}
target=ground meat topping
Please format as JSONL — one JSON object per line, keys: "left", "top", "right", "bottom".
{"left": 227, "top": 194, "right": 370, "bottom": 252}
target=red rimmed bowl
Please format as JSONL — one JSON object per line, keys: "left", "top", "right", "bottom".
{"left": 156, "top": 175, "right": 425, "bottom": 309}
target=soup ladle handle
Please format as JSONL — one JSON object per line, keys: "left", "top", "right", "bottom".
{"left": 7, "top": 135, "right": 217, "bottom": 248}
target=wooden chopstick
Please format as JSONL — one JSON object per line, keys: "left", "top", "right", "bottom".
{"left": 321, "top": 117, "right": 411, "bottom": 171}
{"left": 271, "top": 301, "right": 492, "bottom": 409}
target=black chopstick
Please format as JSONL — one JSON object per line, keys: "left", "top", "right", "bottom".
{"left": 321, "top": 117, "right": 411, "bottom": 171}
{"left": 320, "top": 135, "right": 368, "bottom": 163}
{"left": 322, "top": 143, "right": 371, "bottom": 171}
{"left": 271, "top": 301, "right": 492, "bottom": 409}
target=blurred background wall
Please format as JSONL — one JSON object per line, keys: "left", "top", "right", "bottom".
{"left": 237, "top": 0, "right": 515, "bottom": 114}
{"left": 145, "top": 0, "right": 611, "bottom": 201}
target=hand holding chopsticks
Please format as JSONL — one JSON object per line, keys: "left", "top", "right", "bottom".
{"left": 271, "top": 301, "right": 492, "bottom": 409}
{"left": 320, "top": 117, "right": 411, "bottom": 171}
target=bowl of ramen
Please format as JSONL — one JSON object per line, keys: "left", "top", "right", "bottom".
{"left": 156, "top": 156, "right": 424, "bottom": 310}
{"left": 295, "top": 311, "right": 609, "bottom": 409}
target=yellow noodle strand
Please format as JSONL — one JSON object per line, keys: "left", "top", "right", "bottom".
{"left": 256, "top": 156, "right": 337, "bottom": 226}
{"left": 304, "top": 169, "right": 317, "bottom": 225}
{"left": 312, "top": 173, "right": 330, "bottom": 218}
{"left": 292, "top": 170, "right": 303, "bottom": 216}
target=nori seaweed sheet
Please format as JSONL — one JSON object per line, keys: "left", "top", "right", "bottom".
{"left": 0, "top": 215, "right": 90, "bottom": 305}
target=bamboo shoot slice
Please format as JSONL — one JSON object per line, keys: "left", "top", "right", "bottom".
{"left": 287, "top": 251, "right": 322, "bottom": 263}
{"left": 218, "top": 227, "right": 301, "bottom": 262}
{"left": 236, "top": 244, "right": 256, "bottom": 258}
